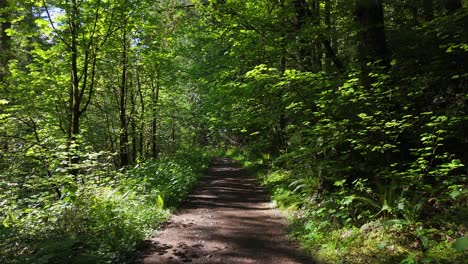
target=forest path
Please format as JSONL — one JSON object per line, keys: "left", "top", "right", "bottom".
{"left": 133, "top": 157, "right": 314, "bottom": 264}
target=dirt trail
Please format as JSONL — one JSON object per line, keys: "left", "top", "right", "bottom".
{"left": 134, "top": 158, "right": 314, "bottom": 264}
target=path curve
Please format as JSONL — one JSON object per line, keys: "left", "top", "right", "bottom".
{"left": 134, "top": 158, "right": 314, "bottom": 264}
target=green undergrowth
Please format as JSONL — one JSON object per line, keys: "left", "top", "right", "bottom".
{"left": 225, "top": 147, "right": 271, "bottom": 174}
{"left": 1, "top": 148, "right": 215, "bottom": 264}
{"left": 261, "top": 168, "right": 467, "bottom": 264}
{"left": 226, "top": 148, "right": 467, "bottom": 263}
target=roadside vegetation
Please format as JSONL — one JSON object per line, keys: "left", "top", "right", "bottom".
{"left": 1, "top": 149, "right": 214, "bottom": 263}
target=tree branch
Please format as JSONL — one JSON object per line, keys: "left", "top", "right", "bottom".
{"left": 42, "top": 0, "right": 72, "bottom": 49}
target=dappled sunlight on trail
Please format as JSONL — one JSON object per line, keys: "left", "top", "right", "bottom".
{"left": 134, "top": 158, "right": 314, "bottom": 264}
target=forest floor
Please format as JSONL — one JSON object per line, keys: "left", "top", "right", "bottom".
{"left": 133, "top": 157, "right": 314, "bottom": 264}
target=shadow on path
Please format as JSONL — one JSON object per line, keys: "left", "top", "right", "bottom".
{"left": 133, "top": 158, "right": 315, "bottom": 264}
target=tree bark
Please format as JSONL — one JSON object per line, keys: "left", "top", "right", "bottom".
{"left": 293, "top": 0, "right": 329, "bottom": 72}
{"left": 312, "top": 0, "right": 322, "bottom": 72}
{"left": 171, "top": 113, "right": 176, "bottom": 153}
{"left": 151, "top": 68, "right": 160, "bottom": 158}
{"left": 423, "top": 0, "right": 434, "bottom": 21}
{"left": 293, "top": 0, "right": 313, "bottom": 71}
{"left": 355, "top": 0, "right": 388, "bottom": 88}
{"left": 130, "top": 79, "right": 137, "bottom": 163}
{"left": 324, "top": 0, "right": 332, "bottom": 70}
{"left": 137, "top": 71, "right": 145, "bottom": 158}
{"left": 68, "top": 0, "right": 81, "bottom": 176}
{"left": 119, "top": 26, "right": 129, "bottom": 167}
{"left": 0, "top": 0, "right": 11, "bottom": 81}
{"left": 0, "top": 0, "right": 11, "bottom": 161}
{"left": 445, "top": 0, "right": 462, "bottom": 13}
{"left": 43, "top": 0, "right": 104, "bottom": 175}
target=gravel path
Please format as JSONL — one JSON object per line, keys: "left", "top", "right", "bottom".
{"left": 134, "top": 158, "right": 315, "bottom": 264}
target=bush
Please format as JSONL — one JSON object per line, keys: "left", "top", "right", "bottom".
{"left": 0, "top": 148, "right": 214, "bottom": 263}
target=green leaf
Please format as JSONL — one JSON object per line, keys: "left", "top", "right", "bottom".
{"left": 3, "top": 215, "right": 10, "bottom": 228}
{"left": 381, "top": 203, "right": 391, "bottom": 212}
{"left": 156, "top": 195, "right": 164, "bottom": 209}
{"left": 2, "top": 213, "right": 16, "bottom": 228}
{"left": 453, "top": 237, "right": 468, "bottom": 252}
{"left": 378, "top": 242, "right": 387, "bottom": 249}
{"left": 343, "top": 195, "right": 355, "bottom": 205}
{"left": 397, "top": 201, "right": 405, "bottom": 210}
{"left": 449, "top": 190, "right": 461, "bottom": 199}
{"left": 334, "top": 179, "right": 346, "bottom": 187}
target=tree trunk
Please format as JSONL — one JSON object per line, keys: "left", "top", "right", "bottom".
{"left": 151, "top": 68, "right": 160, "bottom": 158}
{"left": 0, "top": 0, "right": 11, "bottom": 81}
{"left": 321, "top": 0, "right": 344, "bottom": 71}
{"left": 445, "top": 0, "right": 462, "bottom": 13}
{"left": 0, "top": 0, "right": 11, "bottom": 161}
{"left": 130, "top": 81, "right": 137, "bottom": 163}
{"left": 68, "top": 0, "right": 81, "bottom": 176}
{"left": 44, "top": 0, "right": 102, "bottom": 175}
{"left": 355, "top": 0, "right": 388, "bottom": 88}
{"left": 312, "top": 0, "right": 322, "bottom": 72}
{"left": 137, "top": 71, "right": 145, "bottom": 159}
{"left": 423, "top": 0, "right": 434, "bottom": 21}
{"left": 293, "top": 0, "right": 326, "bottom": 72}
{"left": 324, "top": 0, "right": 332, "bottom": 70}
{"left": 119, "top": 27, "right": 129, "bottom": 167}
{"left": 70, "top": 34, "right": 80, "bottom": 138}
{"left": 171, "top": 113, "right": 176, "bottom": 153}
{"left": 293, "top": 0, "right": 313, "bottom": 71}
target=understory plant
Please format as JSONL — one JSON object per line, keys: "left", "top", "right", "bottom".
{"left": 247, "top": 50, "right": 467, "bottom": 262}
{"left": 0, "top": 148, "right": 213, "bottom": 263}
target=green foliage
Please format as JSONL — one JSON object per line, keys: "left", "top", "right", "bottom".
{"left": 453, "top": 237, "right": 468, "bottom": 253}
{"left": 243, "top": 19, "right": 467, "bottom": 261}
{"left": 124, "top": 150, "right": 212, "bottom": 208}
{"left": 0, "top": 149, "right": 213, "bottom": 263}
{"left": 232, "top": 1, "right": 457, "bottom": 261}
{"left": 21, "top": 189, "right": 169, "bottom": 264}
{"left": 1, "top": 0, "right": 467, "bottom": 263}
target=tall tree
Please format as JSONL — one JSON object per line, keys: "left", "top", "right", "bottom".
{"left": 293, "top": 0, "right": 313, "bottom": 71}
{"left": 0, "top": 0, "right": 11, "bottom": 81}
{"left": 42, "top": 0, "right": 114, "bottom": 174}
{"left": 119, "top": 19, "right": 129, "bottom": 167}
{"left": 355, "top": 0, "right": 387, "bottom": 87}
{"left": 423, "top": 0, "right": 434, "bottom": 21}
{"left": 150, "top": 67, "right": 160, "bottom": 158}
{"left": 445, "top": 0, "right": 462, "bottom": 13}
{"left": 322, "top": 0, "right": 344, "bottom": 71}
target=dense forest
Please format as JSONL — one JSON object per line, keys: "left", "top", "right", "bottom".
{"left": 1, "top": 0, "right": 467, "bottom": 263}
